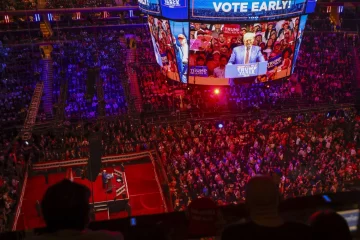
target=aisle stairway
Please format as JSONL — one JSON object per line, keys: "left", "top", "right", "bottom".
{"left": 40, "top": 23, "right": 50, "bottom": 38}
{"left": 42, "top": 59, "right": 54, "bottom": 117}
{"left": 126, "top": 49, "right": 142, "bottom": 112}
{"left": 54, "top": 79, "right": 68, "bottom": 124}
{"left": 40, "top": 20, "right": 53, "bottom": 39}
{"left": 21, "top": 82, "right": 44, "bottom": 140}
{"left": 97, "top": 73, "right": 105, "bottom": 117}
{"left": 37, "top": 0, "right": 53, "bottom": 40}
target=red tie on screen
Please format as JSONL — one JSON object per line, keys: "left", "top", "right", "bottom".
{"left": 245, "top": 47, "right": 250, "bottom": 64}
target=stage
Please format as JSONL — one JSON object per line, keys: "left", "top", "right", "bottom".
{"left": 16, "top": 163, "right": 165, "bottom": 230}
{"left": 76, "top": 167, "right": 128, "bottom": 203}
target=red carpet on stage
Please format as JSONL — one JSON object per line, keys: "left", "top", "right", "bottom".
{"left": 16, "top": 163, "right": 165, "bottom": 231}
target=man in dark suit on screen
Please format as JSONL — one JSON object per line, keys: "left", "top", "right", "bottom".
{"left": 227, "top": 32, "right": 266, "bottom": 65}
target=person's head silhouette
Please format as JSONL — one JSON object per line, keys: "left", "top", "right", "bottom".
{"left": 309, "top": 210, "right": 352, "bottom": 240}
{"left": 41, "top": 179, "right": 91, "bottom": 232}
{"left": 246, "top": 175, "right": 279, "bottom": 212}
{"left": 245, "top": 175, "right": 283, "bottom": 227}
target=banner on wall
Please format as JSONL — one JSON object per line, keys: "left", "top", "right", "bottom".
{"left": 189, "top": 0, "right": 306, "bottom": 21}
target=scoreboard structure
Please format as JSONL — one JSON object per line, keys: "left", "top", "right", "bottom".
{"left": 140, "top": 0, "right": 316, "bottom": 85}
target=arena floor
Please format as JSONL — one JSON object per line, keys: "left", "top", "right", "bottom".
{"left": 15, "top": 163, "right": 164, "bottom": 231}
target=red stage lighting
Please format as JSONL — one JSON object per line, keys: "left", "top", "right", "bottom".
{"left": 214, "top": 88, "right": 220, "bottom": 95}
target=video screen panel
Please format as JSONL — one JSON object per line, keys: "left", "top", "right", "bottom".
{"left": 169, "top": 21, "right": 190, "bottom": 83}
{"left": 148, "top": 16, "right": 180, "bottom": 81}
{"left": 139, "top": 0, "right": 161, "bottom": 16}
{"left": 161, "top": 0, "right": 188, "bottom": 19}
{"left": 190, "top": 0, "right": 306, "bottom": 21}
{"left": 291, "top": 15, "right": 307, "bottom": 73}
{"left": 188, "top": 17, "right": 300, "bottom": 85}
{"left": 305, "top": 0, "right": 316, "bottom": 13}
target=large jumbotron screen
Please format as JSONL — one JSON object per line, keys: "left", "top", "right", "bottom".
{"left": 144, "top": 0, "right": 313, "bottom": 85}
{"left": 148, "top": 16, "right": 304, "bottom": 85}
{"left": 188, "top": 17, "right": 301, "bottom": 85}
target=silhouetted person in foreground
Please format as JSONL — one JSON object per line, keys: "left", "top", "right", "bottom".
{"left": 309, "top": 210, "right": 352, "bottom": 240}
{"left": 222, "top": 175, "right": 311, "bottom": 240}
{"left": 26, "top": 179, "right": 123, "bottom": 240}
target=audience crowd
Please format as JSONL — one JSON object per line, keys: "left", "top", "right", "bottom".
{"left": 135, "top": 64, "right": 178, "bottom": 113}
{"left": 0, "top": 0, "right": 37, "bottom": 11}
{"left": 135, "top": 64, "right": 216, "bottom": 114}
{"left": 0, "top": 32, "right": 40, "bottom": 233}
{"left": 160, "top": 109, "right": 360, "bottom": 210}
{"left": 0, "top": 6, "right": 359, "bottom": 235}
{"left": 27, "top": 107, "right": 360, "bottom": 214}
{"left": 32, "top": 117, "right": 153, "bottom": 161}
{"left": 51, "top": 28, "right": 130, "bottom": 120}
{"left": 0, "top": 132, "right": 27, "bottom": 232}
{"left": 0, "top": 44, "right": 40, "bottom": 129}
{"left": 306, "top": 11, "right": 335, "bottom": 31}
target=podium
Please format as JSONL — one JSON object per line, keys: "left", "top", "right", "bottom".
{"left": 225, "top": 61, "right": 268, "bottom": 78}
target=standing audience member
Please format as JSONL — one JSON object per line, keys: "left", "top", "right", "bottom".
{"left": 221, "top": 175, "right": 311, "bottom": 240}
